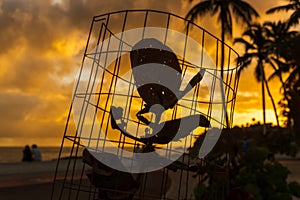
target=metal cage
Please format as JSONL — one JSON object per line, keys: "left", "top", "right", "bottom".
{"left": 51, "top": 10, "right": 241, "bottom": 200}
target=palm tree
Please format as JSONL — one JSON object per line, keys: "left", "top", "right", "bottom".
{"left": 264, "top": 21, "right": 297, "bottom": 82}
{"left": 186, "top": 0, "right": 258, "bottom": 129}
{"left": 263, "top": 21, "right": 298, "bottom": 126}
{"left": 263, "top": 21, "right": 300, "bottom": 135}
{"left": 234, "top": 23, "right": 279, "bottom": 131}
{"left": 277, "top": 33, "right": 300, "bottom": 138}
{"left": 186, "top": 0, "right": 259, "bottom": 79}
{"left": 266, "top": 0, "right": 300, "bottom": 27}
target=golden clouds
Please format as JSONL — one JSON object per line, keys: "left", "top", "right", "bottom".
{"left": 50, "top": 32, "right": 87, "bottom": 57}
{"left": 0, "top": 0, "right": 190, "bottom": 146}
{"left": 0, "top": 0, "right": 287, "bottom": 146}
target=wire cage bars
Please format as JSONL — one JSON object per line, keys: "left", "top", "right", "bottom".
{"left": 51, "top": 10, "right": 241, "bottom": 200}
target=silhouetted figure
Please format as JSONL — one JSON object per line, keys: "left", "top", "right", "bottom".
{"left": 110, "top": 38, "right": 209, "bottom": 151}
{"left": 82, "top": 148, "right": 139, "bottom": 200}
{"left": 22, "top": 145, "right": 33, "bottom": 162}
{"left": 82, "top": 148, "right": 195, "bottom": 199}
{"left": 130, "top": 38, "right": 206, "bottom": 125}
{"left": 31, "top": 144, "right": 42, "bottom": 161}
{"left": 133, "top": 143, "right": 141, "bottom": 153}
{"left": 111, "top": 106, "right": 210, "bottom": 151}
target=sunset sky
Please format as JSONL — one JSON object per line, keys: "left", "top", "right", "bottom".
{"left": 0, "top": 0, "right": 293, "bottom": 146}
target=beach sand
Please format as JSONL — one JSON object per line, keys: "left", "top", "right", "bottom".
{"left": 0, "top": 159, "right": 299, "bottom": 200}
{"left": 0, "top": 161, "right": 56, "bottom": 200}
{"left": 0, "top": 159, "right": 84, "bottom": 200}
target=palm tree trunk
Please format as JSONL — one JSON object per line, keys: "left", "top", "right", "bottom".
{"left": 221, "top": 25, "right": 229, "bottom": 128}
{"left": 263, "top": 74, "right": 280, "bottom": 126}
{"left": 260, "top": 62, "right": 266, "bottom": 135}
{"left": 221, "top": 28, "right": 225, "bottom": 80}
{"left": 275, "top": 52, "right": 291, "bottom": 127}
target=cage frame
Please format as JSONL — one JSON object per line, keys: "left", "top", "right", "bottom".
{"left": 51, "top": 9, "right": 241, "bottom": 200}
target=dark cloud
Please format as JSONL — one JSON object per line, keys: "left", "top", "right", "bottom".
{"left": 0, "top": 0, "right": 285, "bottom": 145}
{"left": 0, "top": 0, "right": 188, "bottom": 145}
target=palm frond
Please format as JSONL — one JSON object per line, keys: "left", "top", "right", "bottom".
{"left": 286, "top": 68, "right": 299, "bottom": 85}
{"left": 266, "top": 4, "right": 297, "bottom": 14}
{"left": 185, "top": 1, "right": 212, "bottom": 22}
{"left": 268, "top": 70, "right": 282, "bottom": 81}
{"left": 270, "top": 57, "right": 291, "bottom": 73}
{"left": 231, "top": 0, "right": 259, "bottom": 26}
{"left": 234, "top": 38, "right": 255, "bottom": 51}
{"left": 237, "top": 53, "right": 255, "bottom": 73}
{"left": 288, "top": 9, "right": 300, "bottom": 26}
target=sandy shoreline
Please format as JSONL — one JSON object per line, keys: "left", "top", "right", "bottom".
{"left": 0, "top": 159, "right": 299, "bottom": 200}
{"left": 0, "top": 159, "right": 85, "bottom": 188}
{"left": 0, "top": 161, "right": 55, "bottom": 188}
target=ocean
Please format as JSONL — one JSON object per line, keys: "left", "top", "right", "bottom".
{"left": 0, "top": 147, "right": 74, "bottom": 163}
{"left": 0, "top": 146, "right": 194, "bottom": 163}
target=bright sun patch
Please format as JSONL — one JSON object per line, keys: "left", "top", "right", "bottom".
{"left": 51, "top": 33, "right": 86, "bottom": 57}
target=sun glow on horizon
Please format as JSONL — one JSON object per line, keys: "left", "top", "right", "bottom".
{"left": 0, "top": 0, "right": 290, "bottom": 147}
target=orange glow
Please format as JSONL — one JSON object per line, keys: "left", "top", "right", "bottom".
{"left": 0, "top": 0, "right": 293, "bottom": 147}
{"left": 50, "top": 33, "right": 86, "bottom": 57}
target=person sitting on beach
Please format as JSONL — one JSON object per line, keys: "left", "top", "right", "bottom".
{"left": 22, "top": 145, "right": 33, "bottom": 162}
{"left": 133, "top": 143, "right": 141, "bottom": 153}
{"left": 31, "top": 144, "right": 42, "bottom": 161}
